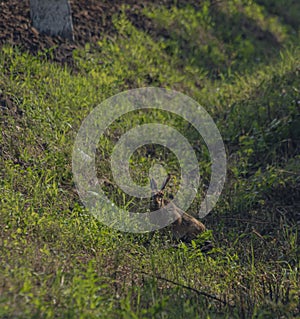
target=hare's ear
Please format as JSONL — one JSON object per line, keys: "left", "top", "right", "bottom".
{"left": 160, "top": 174, "right": 171, "bottom": 191}
{"left": 150, "top": 178, "right": 158, "bottom": 192}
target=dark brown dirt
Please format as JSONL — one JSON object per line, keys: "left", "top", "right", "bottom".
{"left": 0, "top": 0, "right": 158, "bottom": 65}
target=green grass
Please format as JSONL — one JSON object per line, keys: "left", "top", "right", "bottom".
{"left": 1, "top": 1, "right": 300, "bottom": 318}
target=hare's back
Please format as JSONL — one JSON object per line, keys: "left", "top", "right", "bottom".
{"left": 171, "top": 212, "right": 205, "bottom": 242}
{"left": 182, "top": 213, "right": 206, "bottom": 232}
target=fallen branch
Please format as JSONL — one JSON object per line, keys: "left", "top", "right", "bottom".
{"left": 139, "top": 270, "right": 234, "bottom": 307}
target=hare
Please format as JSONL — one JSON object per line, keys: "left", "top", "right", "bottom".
{"left": 150, "top": 174, "right": 206, "bottom": 243}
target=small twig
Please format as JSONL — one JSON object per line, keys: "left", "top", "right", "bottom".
{"left": 252, "top": 228, "right": 265, "bottom": 241}
{"left": 139, "top": 271, "right": 234, "bottom": 307}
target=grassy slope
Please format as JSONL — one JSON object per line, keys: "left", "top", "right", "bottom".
{"left": 0, "top": 1, "right": 299, "bottom": 318}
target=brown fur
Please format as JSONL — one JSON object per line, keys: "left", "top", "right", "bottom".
{"left": 150, "top": 175, "right": 206, "bottom": 242}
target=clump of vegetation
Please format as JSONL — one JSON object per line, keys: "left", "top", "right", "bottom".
{"left": 0, "top": 1, "right": 299, "bottom": 318}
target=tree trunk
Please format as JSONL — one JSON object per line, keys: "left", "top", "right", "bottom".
{"left": 30, "top": 0, "right": 74, "bottom": 40}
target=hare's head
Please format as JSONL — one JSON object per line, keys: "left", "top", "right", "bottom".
{"left": 149, "top": 174, "right": 171, "bottom": 211}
